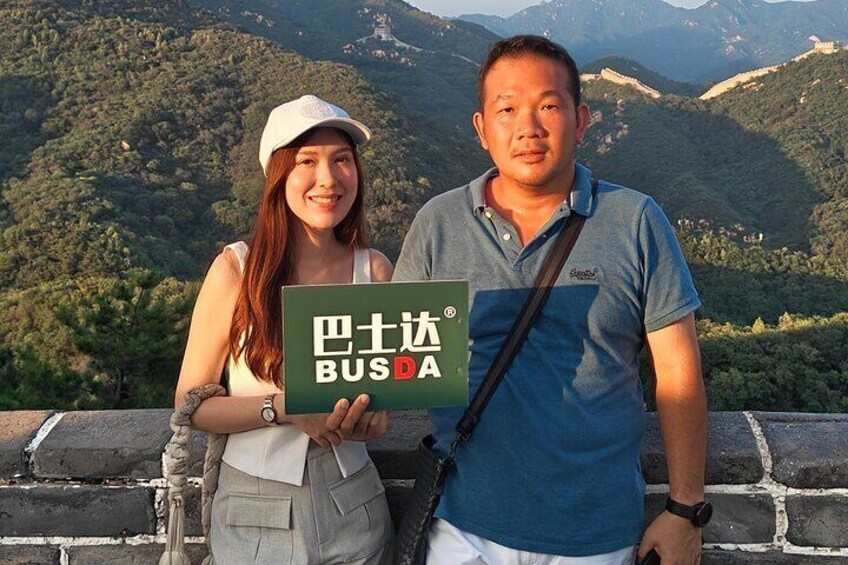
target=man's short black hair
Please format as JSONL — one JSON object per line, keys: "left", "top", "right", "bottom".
{"left": 477, "top": 35, "right": 582, "bottom": 111}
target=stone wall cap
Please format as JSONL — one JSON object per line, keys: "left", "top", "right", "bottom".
{"left": 32, "top": 409, "right": 172, "bottom": 480}
{"left": 753, "top": 412, "right": 848, "bottom": 488}
{"left": 641, "top": 412, "right": 763, "bottom": 484}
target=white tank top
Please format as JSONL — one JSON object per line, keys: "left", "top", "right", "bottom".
{"left": 220, "top": 241, "right": 372, "bottom": 486}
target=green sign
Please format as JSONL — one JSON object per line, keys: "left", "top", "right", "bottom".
{"left": 282, "top": 280, "right": 469, "bottom": 414}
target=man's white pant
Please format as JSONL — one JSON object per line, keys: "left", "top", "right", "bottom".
{"left": 426, "top": 518, "right": 638, "bottom": 565}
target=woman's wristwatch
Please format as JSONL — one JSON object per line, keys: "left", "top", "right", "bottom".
{"left": 260, "top": 394, "right": 279, "bottom": 426}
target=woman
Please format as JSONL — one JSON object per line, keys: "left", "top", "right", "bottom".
{"left": 175, "top": 95, "right": 394, "bottom": 564}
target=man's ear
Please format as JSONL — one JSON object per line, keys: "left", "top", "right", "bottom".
{"left": 472, "top": 111, "right": 489, "bottom": 151}
{"left": 575, "top": 103, "right": 591, "bottom": 145}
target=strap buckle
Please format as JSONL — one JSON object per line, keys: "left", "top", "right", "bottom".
{"left": 455, "top": 412, "right": 478, "bottom": 442}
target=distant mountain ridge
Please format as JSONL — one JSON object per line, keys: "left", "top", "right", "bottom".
{"left": 459, "top": 0, "right": 848, "bottom": 82}
{"left": 192, "top": 0, "right": 499, "bottom": 131}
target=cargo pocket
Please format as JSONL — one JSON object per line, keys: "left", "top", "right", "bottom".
{"left": 225, "top": 494, "right": 293, "bottom": 565}
{"left": 328, "top": 462, "right": 385, "bottom": 516}
{"left": 326, "top": 462, "right": 392, "bottom": 560}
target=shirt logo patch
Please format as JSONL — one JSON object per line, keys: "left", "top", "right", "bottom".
{"left": 569, "top": 267, "right": 598, "bottom": 282}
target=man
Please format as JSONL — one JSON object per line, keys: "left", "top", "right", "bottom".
{"left": 393, "top": 35, "right": 708, "bottom": 565}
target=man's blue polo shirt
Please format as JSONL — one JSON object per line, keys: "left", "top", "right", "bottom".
{"left": 393, "top": 163, "right": 701, "bottom": 557}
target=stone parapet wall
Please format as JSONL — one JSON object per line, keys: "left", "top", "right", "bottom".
{"left": 699, "top": 66, "right": 780, "bottom": 100}
{"left": 598, "top": 68, "right": 662, "bottom": 99}
{"left": 0, "top": 410, "right": 846, "bottom": 564}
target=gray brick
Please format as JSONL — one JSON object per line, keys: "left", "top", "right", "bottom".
{"left": 641, "top": 412, "right": 763, "bottom": 484}
{"left": 645, "top": 491, "right": 775, "bottom": 543}
{"left": 703, "top": 550, "right": 848, "bottom": 564}
{"left": 68, "top": 543, "right": 208, "bottom": 565}
{"left": 32, "top": 409, "right": 172, "bottom": 479}
{"left": 0, "top": 486, "right": 155, "bottom": 536}
{"left": 367, "top": 411, "right": 429, "bottom": 479}
{"left": 756, "top": 412, "right": 848, "bottom": 488}
{"left": 0, "top": 411, "right": 53, "bottom": 478}
{"left": 0, "top": 545, "right": 60, "bottom": 565}
{"left": 786, "top": 494, "right": 848, "bottom": 547}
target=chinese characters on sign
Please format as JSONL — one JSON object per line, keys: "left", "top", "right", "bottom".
{"left": 314, "top": 311, "right": 446, "bottom": 383}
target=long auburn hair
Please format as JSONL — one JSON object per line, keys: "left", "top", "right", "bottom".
{"left": 229, "top": 128, "right": 368, "bottom": 388}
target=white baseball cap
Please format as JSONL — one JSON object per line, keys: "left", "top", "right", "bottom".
{"left": 258, "top": 95, "right": 372, "bottom": 176}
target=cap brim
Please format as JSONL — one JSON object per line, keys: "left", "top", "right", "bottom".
{"left": 261, "top": 116, "right": 372, "bottom": 176}
{"left": 308, "top": 117, "right": 372, "bottom": 147}
{"left": 269, "top": 118, "right": 371, "bottom": 157}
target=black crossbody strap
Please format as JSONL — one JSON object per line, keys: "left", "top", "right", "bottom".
{"left": 454, "top": 179, "right": 598, "bottom": 442}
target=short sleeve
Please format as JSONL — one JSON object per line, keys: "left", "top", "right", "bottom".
{"left": 392, "top": 207, "right": 432, "bottom": 282}
{"left": 638, "top": 198, "right": 701, "bottom": 333}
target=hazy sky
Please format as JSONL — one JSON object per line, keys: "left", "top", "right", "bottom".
{"left": 408, "top": 0, "right": 816, "bottom": 17}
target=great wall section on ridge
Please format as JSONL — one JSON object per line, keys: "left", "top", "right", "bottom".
{"left": 700, "top": 41, "right": 847, "bottom": 100}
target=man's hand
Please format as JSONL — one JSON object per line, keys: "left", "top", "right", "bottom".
{"left": 286, "top": 397, "right": 352, "bottom": 447}
{"left": 334, "top": 395, "right": 389, "bottom": 441}
{"left": 644, "top": 313, "right": 707, "bottom": 565}
{"left": 287, "top": 394, "right": 389, "bottom": 446}
{"left": 356, "top": 410, "right": 389, "bottom": 441}
{"left": 638, "top": 511, "right": 702, "bottom": 565}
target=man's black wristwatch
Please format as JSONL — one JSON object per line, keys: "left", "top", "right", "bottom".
{"left": 665, "top": 497, "right": 713, "bottom": 527}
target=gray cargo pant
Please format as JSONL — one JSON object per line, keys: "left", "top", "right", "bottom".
{"left": 210, "top": 443, "right": 393, "bottom": 564}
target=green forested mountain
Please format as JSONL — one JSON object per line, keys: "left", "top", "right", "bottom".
{"left": 1, "top": 0, "right": 846, "bottom": 412}
{"left": 680, "top": 233, "right": 848, "bottom": 326}
{"left": 698, "top": 313, "right": 848, "bottom": 413}
{"left": 580, "top": 51, "right": 848, "bottom": 263}
{"left": 0, "top": 0, "right": 492, "bottom": 285}
{"left": 578, "top": 51, "right": 848, "bottom": 331}
{"left": 191, "top": 0, "right": 499, "bottom": 132}
{"left": 0, "top": 0, "right": 490, "bottom": 408}
{"left": 581, "top": 53, "right": 848, "bottom": 412}
{"left": 709, "top": 52, "right": 848, "bottom": 263}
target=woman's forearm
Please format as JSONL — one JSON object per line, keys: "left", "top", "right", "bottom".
{"left": 186, "top": 394, "right": 289, "bottom": 434}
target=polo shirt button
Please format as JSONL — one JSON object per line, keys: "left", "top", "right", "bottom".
{"left": 502, "top": 233, "right": 511, "bottom": 241}
{"left": 484, "top": 211, "right": 492, "bottom": 218}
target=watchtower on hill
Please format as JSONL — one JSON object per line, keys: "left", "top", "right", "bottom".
{"left": 814, "top": 40, "right": 844, "bottom": 54}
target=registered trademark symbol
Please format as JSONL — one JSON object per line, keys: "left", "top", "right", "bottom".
{"left": 444, "top": 306, "right": 457, "bottom": 319}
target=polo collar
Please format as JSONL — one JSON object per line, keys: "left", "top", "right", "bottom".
{"left": 566, "top": 162, "right": 595, "bottom": 218}
{"left": 469, "top": 162, "right": 595, "bottom": 218}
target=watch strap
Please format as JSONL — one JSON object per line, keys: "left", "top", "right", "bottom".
{"left": 666, "top": 497, "right": 711, "bottom": 526}
{"left": 666, "top": 497, "right": 697, "bottom": 520}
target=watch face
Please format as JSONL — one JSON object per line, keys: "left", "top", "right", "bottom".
{"left": 261, "top": 406, "right": 276, "bottom": 423}
{"left": 695, "top": 502, "right": 714, "bottom": 526}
